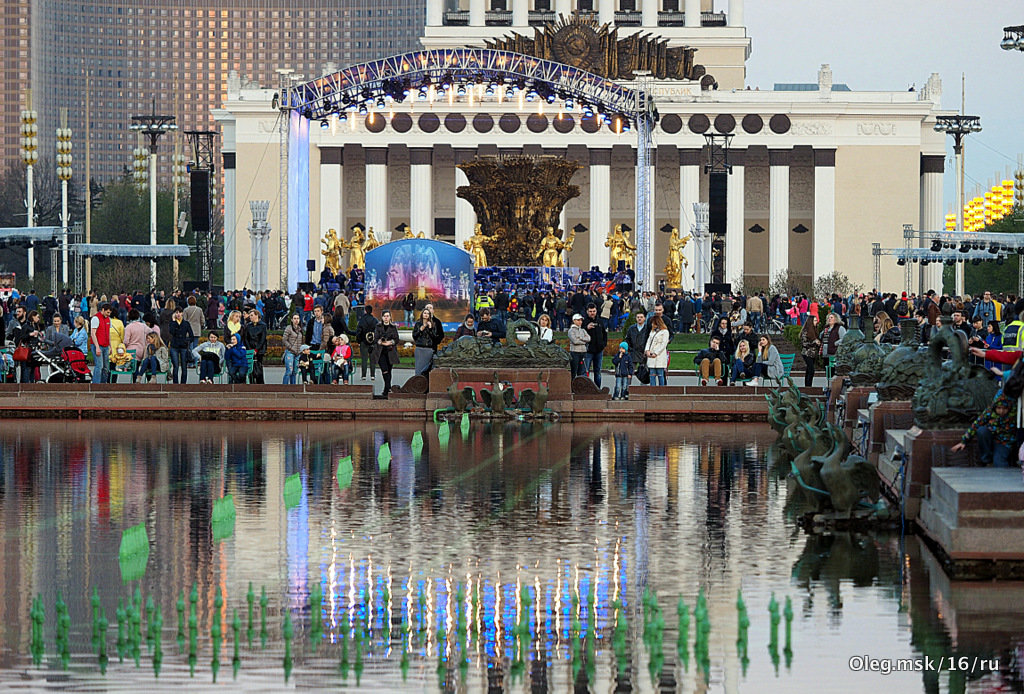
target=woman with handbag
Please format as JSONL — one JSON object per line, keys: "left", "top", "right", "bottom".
{"left": 412, "top": 308, "right": 437, "bottom": 377}
{"left": 371, "top": 310, "right": 400, "bottom": 399}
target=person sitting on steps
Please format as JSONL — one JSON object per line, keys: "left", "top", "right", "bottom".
{"left": 696, "top": 335, "right": 728, "bottom": 386}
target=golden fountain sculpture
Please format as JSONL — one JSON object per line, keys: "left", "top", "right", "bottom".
{"left": 456, "top": 155, "right": 581, "bottom": 266}
{"left": 664, "top": 227, "right": 691, "bottom": 287}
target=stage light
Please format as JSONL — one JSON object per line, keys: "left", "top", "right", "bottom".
{"left": 897, "top": 258, "right": 906, "bottom": 266}
{"left": 485, "top": 83, "right": 495, "bottom": 96}
{"left": 361, "top": 88, "right": 372, "bottom": 102}
{"left": 564, "top": 99, "right": 574, "bottom": 110}
{"left": 320, "top": 120, "right": 329, "bottom": 130}
{"left": 358, "top": 104, "right": 368, "bottom": 115}
{"left": 457, "top": 84, "right": 466, "bottom": 96}
{"left": 339, "top": 113, "right": 347, "bottom": 122}
{"left": 997, "top": 255, "right": 1005, "bottom": 265}
{"left": 505, "top": 87, "right": 514, "bottom": 99}
{"left": 376, "top": 98, "right": 386, "bottom": 109}
{"left": 418, "top": 88, "right": 428, "bottom": 100}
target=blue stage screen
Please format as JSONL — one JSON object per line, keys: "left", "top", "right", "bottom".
{"left": 364, "top": 239, "right": 474, "bottom": 329}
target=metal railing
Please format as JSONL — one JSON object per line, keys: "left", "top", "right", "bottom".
{"left": 443, "top": 9, "right": 469, "bottom": 25}
{"left": 528, "top": 9, "right": 555, "bottom": 25}
{"left": 485, "top": 9, "right": 512, "bottom": 24}
{"left": 615, "top": 10, "right": 641, "bottom": 25}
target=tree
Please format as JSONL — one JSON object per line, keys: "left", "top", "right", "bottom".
{"left": 813, "top": 271, "right": 863, "bottom": 299}
{"left": 767, "top": 269, "right": 809, "bottom": 297}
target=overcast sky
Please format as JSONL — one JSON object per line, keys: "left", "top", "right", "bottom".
{"left": 742, "top": 0, "right": 1024, "bottom": 218}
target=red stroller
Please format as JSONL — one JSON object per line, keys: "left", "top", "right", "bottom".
{"left": 37, "top": 346, "right": 92, "bottom": 383}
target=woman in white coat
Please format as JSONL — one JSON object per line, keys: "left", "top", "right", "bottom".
{"left": 644, "top": 315, "right": 671, "bottom": 386}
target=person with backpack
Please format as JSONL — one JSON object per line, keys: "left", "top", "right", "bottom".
{"left": 894, "top": 292, "right": 911, "bottom": 319}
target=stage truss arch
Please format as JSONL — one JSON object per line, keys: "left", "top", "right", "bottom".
{"left": 277, "top": 47, "right": 656, "bottom": 292}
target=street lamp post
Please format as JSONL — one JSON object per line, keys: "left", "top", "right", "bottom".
{"left": 20, "top": 90, "right": 38, "bottom": 283}
{"left": 934, "top": 114, "right": 981, "bottom": 296}
{"left": 130, "top": 100, "right": 177, "bottom": 289}
{"left": 56, "top": 108, "right": 73, "bottom": 287}
{"left": 1001, "top": 25, "right": 1024, "bottom": 51}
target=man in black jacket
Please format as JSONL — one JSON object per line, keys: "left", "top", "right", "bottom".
{"left": 583, "top": 303, "right": 608, "bottom": 387}
{"left": 241, "top": 308, "right": 268, "bottom": 383}
{"left": 494, "top": 288, "right": 509, "bottom": 322}
{"left": 355, "top": 305, "right": 379, "bottom": 381}
{"left": 625, "top": 309, "right": 649, "bottom": 367}
{"left": 476, "top": 308, "right": 506, "bottom": 343}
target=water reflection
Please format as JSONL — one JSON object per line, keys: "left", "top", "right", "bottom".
{"left": 0, "top": 421, "right": 1021, "bottom": 692}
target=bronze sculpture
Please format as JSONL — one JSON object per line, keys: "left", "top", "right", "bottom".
{"left": 605, "top": 224, "right": 637, "bottom": 269}
{"left": 485, "top": 14, "right": 713, "bottom": 85}
{"left": 876, "top": 320, "right": 928, "bottom": 401}
{"left": 456, "top": 155, "right": 581, "bottom": 266}
{"left": 320, "top": 228, "right": 342, "bottom": 275}
{"left": 912, "top": 325, "right": 998, "bottom": 429}
{"left": 664, "top": 227, "right": 691, "bottom": 287}
{"left": 463, "top": 224, "right": 489, "bottom": 268}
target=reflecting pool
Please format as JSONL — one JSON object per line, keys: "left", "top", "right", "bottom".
{"left": 0, "top": 420, "right": 1022, "bottom": 692}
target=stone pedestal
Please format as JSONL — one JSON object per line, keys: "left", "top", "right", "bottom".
{"left": 843, "top": 386, "right": 874, "bottom": 438}
{"left": 428, "top": 368, "right": 572, "bottom": 399}
{"left": 899, "top": 426, "right": 965, "bottom": 519}
{"left": 868, "top": 400, "right": 913, "bottom": 465}
{"left": 918, "top": 467, "right": 1024, "bottom": 577}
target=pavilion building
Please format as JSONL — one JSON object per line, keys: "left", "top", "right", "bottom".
{"left": 216, "top": 0, "right": 947, "bottom": 293}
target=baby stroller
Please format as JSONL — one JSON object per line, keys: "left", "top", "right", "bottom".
{"left": 36, "top": 346, "right": 92, "bottom": 383}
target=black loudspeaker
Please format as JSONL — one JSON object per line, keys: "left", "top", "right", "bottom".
{"left": 704, "top": 282, "right": 732, "bottom": 295}
{"left": 190, "top": 169, "right": 211, "bottom": 234}
{"left": 183, "top": 280, "right": 209, "bottom": 293}
{"left": 298, "top": 282, "right": 316, "bottom": 292}
{"left": 708, "top": 172, "right": 727, "bottom": 237}
{"left": 306, "top": 259, "right": 316, "bottom": 272}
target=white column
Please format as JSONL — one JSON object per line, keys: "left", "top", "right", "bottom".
{"left": 365, "top": 147, "right": 388, "bottom": 241}
{"left": 589, "top": 149, "right": 611, "bottom": 271}
{"left": 513, "top": 0, "right": 528, "bottom": 25}
{"left": 454, "top": 148, "right": 476, "bottom": 249}
{"left": 684, "top": 0, "right": 699, "bottom": 26}
{"left": 223, "top": 155, "right": 236, "bottom": 290}
{"left": 642, "top": 0, "right": 658, "bottom": 27}
{"left": 768, "top": 149, "right": 790, "bottom": 283}
{"left": 427, "top": 0, "right": 444, "bottom": 25}
{"left": 812, "top": 150, "right": 836, "bottom": 284}
{"left": 920, "top": 154, "right": 944, "bottom": 293}
{"left": 725, "top": 158, "right": 745, "bottom": 286}
{"left": 470, "top": 0, "right": 485, "bottom": 26}
{"left": 320, "top": 148, "right": 343, "bottom": 267}
{"left": 679, "top": 148, "right": 700, "bottom": 293}
{"left": 728, "top": 0, "right": 743, "bottom": 26}
{"left": 555, "top": 0, "right": 571, "bottom": 18}
{"left": 410, "top": 147, "right": 433, "bottom": 237}
{"left": 598, "top": 0, "right": 614, "bottom": 25}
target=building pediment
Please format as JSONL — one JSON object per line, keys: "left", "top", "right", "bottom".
{"left": 484, "top": 14, "right": 714, "bottom": 87}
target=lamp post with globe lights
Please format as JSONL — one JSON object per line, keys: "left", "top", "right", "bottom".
{"left": 56, "top": 108, "right": 73, "bottom": 286}
{"left": 1000, "top": 25, "right": 1024, "bottom": 51}
{"left": 934, "top": 114, "right": 981, "bottom": 295}
{"left": 20, "top": 91, "right": 39, "bottom": 282}
{"left": 129, "top": 100, "right": 177, "bottom": 289}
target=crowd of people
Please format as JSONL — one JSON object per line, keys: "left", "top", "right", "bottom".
{"left": 2, "top": 283, "right": 1022, "bottom": 401}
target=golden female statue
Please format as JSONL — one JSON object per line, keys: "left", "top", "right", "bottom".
{"left": 536, "top": 227, "right": 565, "bottom": 268}
{"left": 664, "top": 227, "right": 691, "bottom": 287}
{"left": 463, "top": 223, "right": 489, "bottom": 268}
{"left": 320, "top": 227, "right": 342, "bottom": 275}
{"left": 344, "top": 225, "right": 367, "bottom": 269}
{"left": 605, "top": 224, "right": 637, "bottom": 268}
{"left": 363, "top": 227, "right": 381, "bottom": 252}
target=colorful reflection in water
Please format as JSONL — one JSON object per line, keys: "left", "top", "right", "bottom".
{"left": 0, "top": 420, "right": 1022, "bottom": 692}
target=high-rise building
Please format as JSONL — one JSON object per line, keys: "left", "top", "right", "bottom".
{"left": 2, "top": 0, "right": 425, "bottom": 181}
